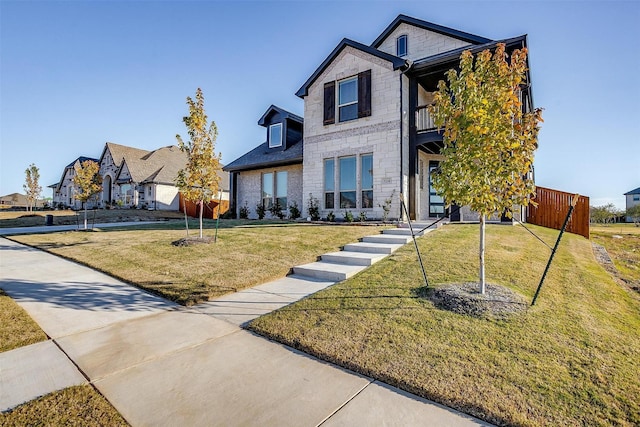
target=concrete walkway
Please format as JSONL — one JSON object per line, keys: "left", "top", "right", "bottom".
{"left": 0, "top": 221, "right": 158, "bottom": 236}
{"left": 0, "top": 228, "right": 489, "bottom": 426}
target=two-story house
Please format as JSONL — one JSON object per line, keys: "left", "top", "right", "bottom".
{"left": 226, "top": 14, "right": 535, "bottom": 221}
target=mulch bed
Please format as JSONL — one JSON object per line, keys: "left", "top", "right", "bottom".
{"left": 427, "top": 282, "right": 528, "bottom": 319}
{"left": 171, "top": 236, "right": 214, "bottom": 247}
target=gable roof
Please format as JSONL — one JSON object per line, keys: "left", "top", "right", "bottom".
{"left": 66, "top": 156, "right": 98, "bottom": 169}
{"left": 371, "top": 14, "right": 492, "bottom": 48}
{"left": 624, "top": 187, "right": 640, "bottom": 195}
{"left": 224, "top": 139, "right": 303, "bottom": 172}
{"left": 100, "top": 142, "right": 150, "bottom": 169}
{"left": 115, "top": 145, "right": 186, "bottom": 184}
{"left": 258, "top": 105, "right": 303, "bottom": 127}
{"left": 296, "top": 38, "right": 408, "bottom": 98}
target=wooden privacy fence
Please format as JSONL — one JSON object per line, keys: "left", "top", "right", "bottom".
{"left": 179, "top": 193, "right": 229, "bottom": 219}
{"left": 526, "top": 186, "right": 590, "bottom": 238}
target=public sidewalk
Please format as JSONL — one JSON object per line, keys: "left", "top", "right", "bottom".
{"left": 0, "top": 236, "right": 490, "bottom": 426}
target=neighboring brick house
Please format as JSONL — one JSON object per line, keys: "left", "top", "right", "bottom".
{"left": 226, "top": 14, "right": 535, "bottom": 221}
{"left": 52, "top": 142, "right": 229, "bottom": 211}
{"left": 624, "top": 187, "right": 640, "bottom": 222}
{"left": 100, "top": 142, "right": 229, "bottom": 210}
{"left": 52, "top": 156, "right": 100, "bottom": 209}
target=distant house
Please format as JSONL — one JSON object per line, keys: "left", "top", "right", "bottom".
{"left": 0, "top": 193, "right": 31, "bottom": 209}
{"left": 226, "top": 14, "right": 535, "bottom": 221}
{"left": 52, "top": 142, "right": 229, "bottom": 211}
{"left": 624, "top": 187, "right": 640, "bottom": 222}
{"left": 52, "top": 156, "right": 100, "bottom": 210}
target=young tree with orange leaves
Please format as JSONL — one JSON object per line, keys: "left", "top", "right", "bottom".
{"left": 429, "top": 43, "right": 543, "bottom": 293}
{"left": 73, "top": 160, "right": 102, "bottom": 230}
{"left": 175, "top": 88, "right": 222, "bottom": 239}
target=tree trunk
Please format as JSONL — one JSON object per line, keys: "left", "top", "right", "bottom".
{"left": 199, "top": 200, "right": 204, "bottom": 239}
{"left": 84, "top": 205, "right": 88, "bottom": 230}
{"left": 479, "top": 215, "right": 486, "bottom": 294}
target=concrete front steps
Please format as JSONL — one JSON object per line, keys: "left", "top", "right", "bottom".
{"left": 292, "top": 222, "right": 438, "bottom": 282}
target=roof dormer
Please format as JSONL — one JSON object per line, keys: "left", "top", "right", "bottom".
{"left": 258, "top": 105, "right": 303, "bottom": 151}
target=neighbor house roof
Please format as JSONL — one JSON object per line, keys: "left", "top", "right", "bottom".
{"left": 66, "top": 156, "right": 99, "bottom": 168}
{"left": 296, "top": 38, "right": 408, "bottom": 98}
{"left": 0, "top": 193, "right": 28, "bottom": 205}
{"left": 624, "top": 187, "right": 640, "bottom": 195}
{"left": 371, "top": 14, "right": 492, "bottom": 48}
{"left": 223, "top": 139, "right": 303, "bottom": 172}
{"left": 100, "top": 142, "right": 151, "bottom": 169}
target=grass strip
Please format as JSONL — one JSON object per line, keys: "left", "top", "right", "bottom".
{"left": 0, "top": 385, "right": 128, "bottom": 426}
{"left": 0, "top": 289, "right": 47, "bottom": 353}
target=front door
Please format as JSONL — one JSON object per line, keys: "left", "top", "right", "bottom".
{"left": 428, "top": 161, "right": 445, "bottom": 218}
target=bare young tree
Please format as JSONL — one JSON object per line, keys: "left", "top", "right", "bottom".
{"left": 23, "top": 163, "right": 42, "bottom": 212}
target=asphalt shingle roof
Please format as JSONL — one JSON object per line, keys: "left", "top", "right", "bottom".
{"left": 223, "top": 139, "right": 303, "bottom": 172}
{"left": 624, "top": 187, "right": 640, "bottom": 195}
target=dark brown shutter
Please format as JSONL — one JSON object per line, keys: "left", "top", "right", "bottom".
{"left": 323, "top": 81, "right": 335, "bottom": 125}
{"left": 358, "top": 70, "right": 372, "bottom": 118}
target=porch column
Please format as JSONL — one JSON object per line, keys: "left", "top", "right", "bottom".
{"left": 408, "top": 77, "right": 418, "bottom": 220}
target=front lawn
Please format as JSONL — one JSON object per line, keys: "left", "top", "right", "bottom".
{"left": 9, "top": 221, "right": 389, "bottom": 305}
{"left": 250, "top": 224, "right": 640, "bottom": 426}
{"left": 0, "top": 289, "right": 47, "bottom": 353}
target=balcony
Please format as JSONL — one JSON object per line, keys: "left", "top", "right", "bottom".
{"left": 416, "top": 105, "right": 436, "bottom": 133}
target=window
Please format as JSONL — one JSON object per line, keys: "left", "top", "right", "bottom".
{"left": 324, "top": 159, "right": 334, "bottom": 209}
{"left": 276, "top": 171, "right": 287, "bottom": 208}
{"left": 338, "top": 77, "right": 358, "bottom": 122}
{"left": 262, "top": 171, "right": 287, "bottom": 210}
{"left": 339, "top": 156, "right": 356, "bottom": 208}
{"left": 269, "top": 123, "right": 282, "bottom": 148}
{"left": 634, "top": 195, "right": 640, "bottom": 201}
{"left": 396, "top": 35, "right": 408, "bottom": 57}
{"left": 361, "top": 154, "right": 373, "bottom": 208}
{"left": 324, "top": 70, "right": 371, "bottom": 125}
{"left": 262, "top": 172, "right": 273, "bottom": 208}
{"left": 147, "top": 186, "right": 151, "bottom": 196}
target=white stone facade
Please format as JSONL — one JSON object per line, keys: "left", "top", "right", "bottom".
{"left": 302, "top": 47, "right": 405, "bottom": 220}
{"left": 236, "top": 164, "right": 303, "bottom": 219}
{"left": 376, "top": 23, "right": 471, "bottom": 61}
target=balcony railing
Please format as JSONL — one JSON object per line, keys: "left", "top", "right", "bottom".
{"left": 416, "top": 105, "right": 436, "bottom": 133}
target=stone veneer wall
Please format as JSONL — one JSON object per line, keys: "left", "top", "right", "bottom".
{"left": 375, "top": 23, "right": 472, "bottom": 62}
{"left": 236, "top": 164, "right": 303, "bottom": 219}
{"left": 302, "top": 47, "right": 404, "bottom": 220}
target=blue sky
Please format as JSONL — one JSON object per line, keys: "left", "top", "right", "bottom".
{"left": 1, "top": 0, "right": 638, "bottom": 209}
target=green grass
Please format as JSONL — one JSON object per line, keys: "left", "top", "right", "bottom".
{"left": 591, "top": 223, "right": 640, "bottom": 290}
{"left": 0, "top": 289, "right": 47, "bottom": 353}
{"left": 0, "top": 385, "right": 128, "bottom": 426}
{"left": 250, "top": 224, "right": 640, "bottom": 426}
{"left": 10, "top": 221, "right": 389, "bottom": 305}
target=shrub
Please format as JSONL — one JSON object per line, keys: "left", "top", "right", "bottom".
{"left": 269, "top": 200, "right": 286, "bottom": 220}
{"left": 289, "top": 201, "right": 301, "bottom": 220}
{"left": 239, "top": 202, "right": 249, "bottom": 219}
{"left": 308, "top": 194, "right": 320, "bottom": 221}
{"left": 256, "top": 202, "right": 266, "bottom": 220}
{"left": 326, "top": 211, "right": 335, "bottom": 222}
{"left": 379, "top": 189, "right": 395, "bottom": 222}
{"left": 344, "top": 210, "right": 354, "bottom": 223}
{"left": 358, "top": 211, "right": 367, "bottom": 222}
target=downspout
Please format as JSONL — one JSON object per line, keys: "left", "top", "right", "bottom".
{"left": 399, "top": 60, "right": 413, "bottom": 221}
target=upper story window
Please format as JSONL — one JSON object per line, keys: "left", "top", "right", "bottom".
{"left": 323, "top": 70, "right": 371, "bottom": 126}
{"left": 268, "top": 123, "right": 282, "bottom": 148}
{"left": 396, "top": 35, "right": 408, "bottom": 57}
{"left": 338, "top": 77, "right": 358, "bottom": 122}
